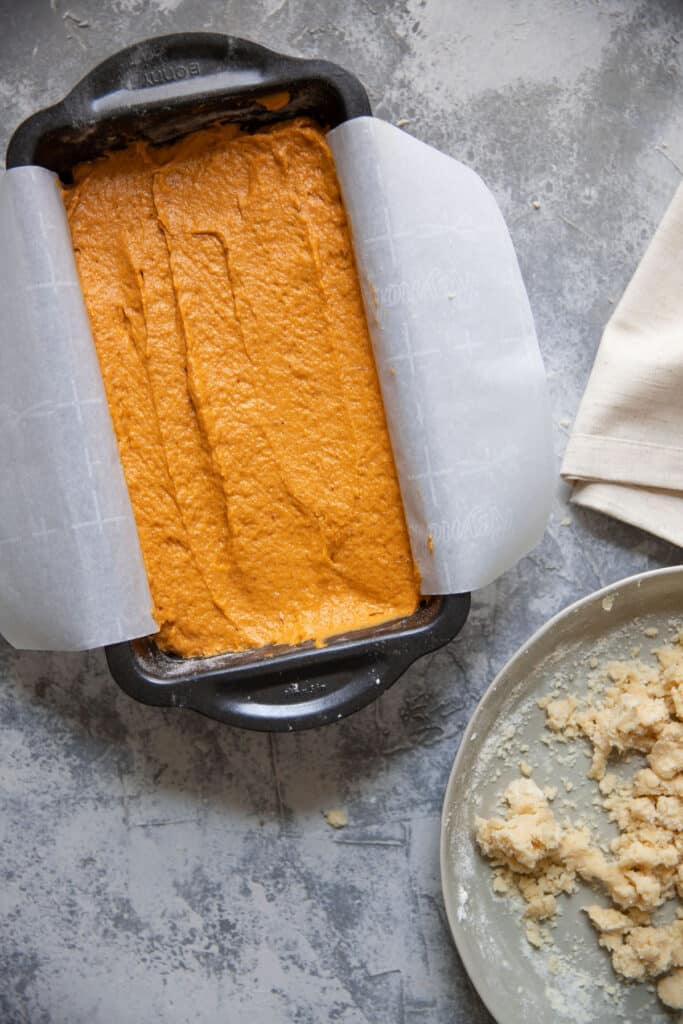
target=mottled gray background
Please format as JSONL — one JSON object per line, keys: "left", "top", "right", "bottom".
{"left": 1, "top": 1, "right": 682, "bottom": 1022}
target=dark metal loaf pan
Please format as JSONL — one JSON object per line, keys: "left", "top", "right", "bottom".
{"left": 6, "top": 33, "right": 470, "bottom": 731}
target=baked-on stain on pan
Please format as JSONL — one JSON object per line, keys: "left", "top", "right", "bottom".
{"left": 7, "top": 33, "right": 470, "bottom": 731}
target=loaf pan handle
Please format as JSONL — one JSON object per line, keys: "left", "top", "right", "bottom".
{"left": 67, "top": 33, "right": 313, "bottom": 114}
{"left": 6, "top": 33, "right": 370, "bottom": 172}
{"left": 106, "top": 594, "right": 471, "bottom": 732}
{"left": 181, "top": 650, "right": 422, "bottom": 732}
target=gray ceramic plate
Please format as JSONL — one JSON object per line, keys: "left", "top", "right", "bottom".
{"left": 441, "top": 566, "right": 683, "bottom": 1024}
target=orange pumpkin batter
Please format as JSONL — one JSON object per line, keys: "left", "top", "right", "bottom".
{"left": 64, "top": 118, "right": 419, "bottom": 657}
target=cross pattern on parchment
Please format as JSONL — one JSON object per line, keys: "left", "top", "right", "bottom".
{"left": 24, "top": 208, "right": 78, "bottom": 296}
{"left": 407, "top": 441, "right": 457, "bottom": 502}
{"left": 65, "top": 376, "right": 125, "bottom": 537}
{"left": 363, "top": 203, "right": 398, "bottom": 266}
{"left": 31, "top": 516, "right": 59, "bottom": 542}
{"left": 389, "top": 344, "right": 442, "bottom": 378}
{"left": 386, "top": 321, "right": 441, "bottom": 378}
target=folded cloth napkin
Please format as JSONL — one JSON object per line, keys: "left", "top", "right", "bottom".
{"left": 561, "top": 181, "right": 683, "bottom": 547}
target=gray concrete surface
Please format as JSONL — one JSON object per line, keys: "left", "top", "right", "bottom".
{"left": 1, "top": 1, "right": 682, "bottom": 1022}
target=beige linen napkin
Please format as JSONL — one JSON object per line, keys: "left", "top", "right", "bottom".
{"left": 561, "top": 181, "right": 683, "bottom": 547}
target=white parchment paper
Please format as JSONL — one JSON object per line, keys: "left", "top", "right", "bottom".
{"left": 329, "top": 117, "right": 554, "bottom": 592}
{"left": 0, "top": 167, "right": 155, "bottom": 650}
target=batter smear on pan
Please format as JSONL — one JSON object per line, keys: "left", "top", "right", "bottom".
{"left": 64, "top": 118, "right": 419, "bottom": 657}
